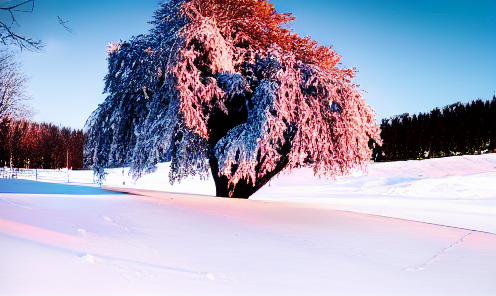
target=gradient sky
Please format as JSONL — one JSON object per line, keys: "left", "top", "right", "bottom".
{"left": 7, "top": 0, "right": 496, "bottom": 129}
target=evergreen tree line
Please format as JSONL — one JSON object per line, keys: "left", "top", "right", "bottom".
{"left": 371, "top": 96, "right": 496, "bottom": 162}
{"left": 0, "top": 117, "right": 85, "bottom": 169}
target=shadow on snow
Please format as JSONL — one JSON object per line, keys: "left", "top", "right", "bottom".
{"left": 0, "top": 179, "right": 123, "bottom": 195}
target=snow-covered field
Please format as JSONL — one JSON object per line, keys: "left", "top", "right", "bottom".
{"left": 101, "top": 153, "right": 496, "bottom": 234}
{"left": 1, "top": 154, "right": 495, "bottom": 295}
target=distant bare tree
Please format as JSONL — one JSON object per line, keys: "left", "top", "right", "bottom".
{"left": 0, "top": 50, "right": 34, "bottom": 119}
{"left": 0, "top": 0, "right": 43, "bottom": 51}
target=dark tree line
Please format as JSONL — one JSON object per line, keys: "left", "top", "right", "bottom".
{"left": 371, "top": 96, "right": 496, "bottom": 162}
{"left": 0, "top": 117, "right": 85, "bottom": 169}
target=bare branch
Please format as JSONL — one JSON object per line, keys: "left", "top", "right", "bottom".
{"left": 0, "top": 0, "right": 34, "bottom": 12}
{"left": 0, "top": 0, "right": 43, "bottom": 51}
{"left": 57, "top": 16, "right": 75, "bottom": 35}
{"left": 0, "top": 50, "right": 36, "bottom": 119}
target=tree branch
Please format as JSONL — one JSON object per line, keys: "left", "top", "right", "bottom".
{"left": 0, "top": 0, "right": 43, "bottom": 51}
{"left": 58, "top": 16, "right": 75, "bottom": 35}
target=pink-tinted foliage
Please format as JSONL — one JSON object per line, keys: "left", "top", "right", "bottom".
{"left": 170, "top": 1, "right": 381, "bottom": 195}
{"left": 87, "top": 0, "right": 381, "bottom": 198}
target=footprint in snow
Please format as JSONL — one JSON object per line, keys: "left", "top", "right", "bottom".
{"left": 206, "top": 273, "right": 215, "bottom": 280}
{"left": 78, "top": 253, "right": 95, "bottom": 263}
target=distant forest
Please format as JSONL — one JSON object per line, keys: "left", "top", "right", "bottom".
{"left": 371, "top": 96, "right": 496, "bottom": 162}
{"left": 0, "top": 118, "right": 85, "bottom": 169}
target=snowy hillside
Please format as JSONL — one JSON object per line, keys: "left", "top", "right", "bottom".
{"left": 1, "top": 154, "right": 495, "bottom": 295}
{"left": 252, "top": 153, "right": 496, "bottom": 234}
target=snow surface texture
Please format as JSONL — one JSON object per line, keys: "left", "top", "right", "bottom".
{"left": 252, "top": 153, "right": 496, "bottom": 234}
{"left": 99, "top": 153, "right": 496, "bottom": 234}
{"left": 1, "top": 154, "right": 495, "bottom": 295}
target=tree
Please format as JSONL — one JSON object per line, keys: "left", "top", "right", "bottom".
{"left": 0, "top": 0, "right": 42, "bottom": 51}
{"left": 372, "top": 96, "right": 495, "bottom": 161}
{"left": 0, "top": 50, "right": 34, "bottom": 119}
{"left": 490, "top": 95, "right": 496, "bottom": 152}
{"left": 0, "top": 117, "right": 85, "bottom": 169}
{"left": 85, "top": 0, "right": 381, "bottom": 198}
{"left": 1, "top": 0, "right": 40, "bottom": 120}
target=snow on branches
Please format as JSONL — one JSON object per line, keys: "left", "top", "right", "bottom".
{"left": 84, "top": 0, "right": 381, "bottom": 197}
{"left": 106, "top": 42, "right": 121, "bottom": 55}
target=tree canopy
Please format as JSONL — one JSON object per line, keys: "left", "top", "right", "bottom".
{"left": 85, "top": 0, "right": 380, "bottom": 198}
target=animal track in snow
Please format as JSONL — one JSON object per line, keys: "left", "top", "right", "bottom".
{"left": 405, "top": 232, "right": 472, "bottom": 271}
{"left": 0, "top": 198, "right": 39, "bottom": 210}
{"left": 77, "top": 252, "right": 216, "bottom": 280}
{"left": 102, "top": 216, "right": 128, "bottom": 230}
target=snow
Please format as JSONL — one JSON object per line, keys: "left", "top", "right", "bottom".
{"left": 104, "top": 163, "right": 217, "bottom": 196}
{"left": 252, "top": 154, "right": 496, "bottom": 234}
{"left": 1, "top": 154, "right": 495, "bottom": 295}
{"left": 100, "top": 154, "right": 496, "bottom": 234}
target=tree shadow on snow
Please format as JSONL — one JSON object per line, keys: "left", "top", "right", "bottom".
{"left": 0, "top": 179, "right": 123, "bottom": 195}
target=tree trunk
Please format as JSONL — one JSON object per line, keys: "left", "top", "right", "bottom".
{"left": 206, "top": 89, "right": 296, "bottom": 198}
{"left": 209, "top": 127, "right": 294, "bottom": 199}
{"left": 209, "top": 154, "right": 289, "bottom": 199}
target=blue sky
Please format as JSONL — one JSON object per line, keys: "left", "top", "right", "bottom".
{"left": 8, "top": 0, "right": 496, "bottom": 129}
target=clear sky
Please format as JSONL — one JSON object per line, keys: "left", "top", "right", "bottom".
{"left": 8, "top": 0, "right": 496, "bottom": 129}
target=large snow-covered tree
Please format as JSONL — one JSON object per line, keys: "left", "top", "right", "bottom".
{"left": 85, "top": 0, "right": 381, "bottom": 198}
